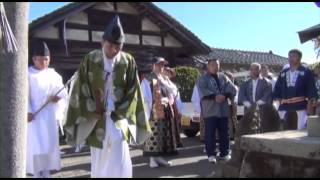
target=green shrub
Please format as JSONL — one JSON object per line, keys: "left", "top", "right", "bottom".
{"left": 173, "top": 66, "right": 201, "bottom": 102}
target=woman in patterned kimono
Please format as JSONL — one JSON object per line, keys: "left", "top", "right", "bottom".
{"left": 141, "top": 57, "right": 179, "bottom": 168}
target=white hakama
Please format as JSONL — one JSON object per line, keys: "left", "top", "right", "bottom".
{"left": 278, "top": 110, "right": 307, "bottom": 130}
{"left": 90, "top": 117, "right": 132, "bottom": 178}
{"left": 89, "top": 50, "right": 132, "bottom": 178}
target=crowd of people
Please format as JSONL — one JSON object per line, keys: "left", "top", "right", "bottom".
{"left": 26, "top": 15, "right": 319, "bottom": 178}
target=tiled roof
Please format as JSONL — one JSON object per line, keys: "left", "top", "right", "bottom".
{"left": 298, "top": 23, "right": 320, "bottom": 43}
{"left": 193, "top": 48, "right": 288, "bottom": 67}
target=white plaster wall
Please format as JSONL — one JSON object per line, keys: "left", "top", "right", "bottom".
{"left": 125, "top": 33, "right": 140, "bottom": 44}
{"left": 66, "top": 29, "right": 89, "bottom": 41}
{"left": 164, "top": 34, "right": 182, "bottom": 47}
{"left": 142, "top": 18, "right": 161, "bottom": 32}
{"left": 92, "top": 31, "right": 104, "bottom": 42}
{"left": 92, "top": 2, "right": 114, "bottom": 11}
{"left": 33, "top": 26, "right": 59, "bottom": 39}
{"left": 67, "top": 11, "right": 88, "bottom": 25}
{"left": 142, "top": 35, "right": 161, "bottom": 46}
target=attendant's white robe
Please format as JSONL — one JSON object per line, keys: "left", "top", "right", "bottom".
{"left": 90, "top": 50, "right": 132, "bottom": 178}
{"left": 27, "top": 67, "right": 67, "bottom": 175}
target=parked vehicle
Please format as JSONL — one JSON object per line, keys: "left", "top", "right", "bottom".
{"left": 180, "top": 102, "right": 201, "bottom": 137}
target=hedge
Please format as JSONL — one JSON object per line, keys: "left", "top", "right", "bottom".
{"left": 173, "top": 66, "right": 201, "bottom": 102}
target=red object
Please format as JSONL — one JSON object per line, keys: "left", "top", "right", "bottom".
{"left": 140, "top": 74, "right": 145, "bottom": 81}
{"left": 315, "top": 2, "right": 320, "bottom": 8}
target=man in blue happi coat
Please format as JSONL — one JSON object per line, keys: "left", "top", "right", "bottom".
{"left": 273, "top": 49, "right": 318, "bottom": 130}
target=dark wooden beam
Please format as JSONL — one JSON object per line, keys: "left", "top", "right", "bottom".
{"left": 161, "top": 36, "right": 164, "bottom": 47}
{"left": 141, "top": 31, "right": 163, "bottom": 36}
{"left": 87, "top": 11, "right": 92, "bottom": 42}
{"left": 57, "top": 21, "right": 64, "bottom": 40}
{"left": 52, "top": 63, "right": 80, "bottom": 70}
{"left": 32, "top": 37, "right": 185, "bottom": 52}
{"left": 114, "top": 2, "right": 117, "bottom": 11}
{"left": 138, "top": 8, "right": 148, "bottom": 17}
{"left": 139, "top": 17, "right": 142, "bottom": 45}
{"left": 62, "top": 22, "right": 104, "bottom": 31}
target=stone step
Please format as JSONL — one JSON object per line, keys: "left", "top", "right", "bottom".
{"left": 220, "top": 163, "right": 240, "bottom": 178}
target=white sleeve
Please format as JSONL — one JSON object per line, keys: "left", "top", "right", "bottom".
{"left": 28, "top": 95, "right": 33, "bottom": 113}
{"left": 234, "top": 90, "right": 239, "bottom": 104}
{"left": 56, "top": 75, "right": 68, "bottom": 99}
{"left": 272, "top": 78, "right": 277, "bottom": 92}
{"left": 140, "top": 79, "right": 153, "bottom": 120}
{"left": 167, "top": 82, "right": 178, "bottom": 96}
{"left": 191, "top": 85, "right": 201, "bottom": 113}
{"left": 243, "top": 101, "right": 252, "bottom": 108}
{"left": 175, "top": 92, "right": 184, "bottom": 114}
{"left": 52, "top": 73, "right": 68, "bottom": 134}
{"left": 28, "top": 75, "right": 34, "bottom": 113}
{"left": 256, "top": 100, "right": 266, "bottom": 105}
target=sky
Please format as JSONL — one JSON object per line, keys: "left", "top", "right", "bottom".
{"left": 29, "top": 2, "right": 320, "bottom": 64}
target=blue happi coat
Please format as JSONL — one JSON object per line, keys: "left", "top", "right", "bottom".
{"left": 273, "top": 65, "right": 318, "bottom": 111}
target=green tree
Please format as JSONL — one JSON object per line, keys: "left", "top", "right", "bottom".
{"left": 173, "top": 66, "right": 201, "bottom": 102}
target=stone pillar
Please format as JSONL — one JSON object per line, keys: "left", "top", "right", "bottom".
{"left": 0, "top": 2, "right": 29, "bottom": 177}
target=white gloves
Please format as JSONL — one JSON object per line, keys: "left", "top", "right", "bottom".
{"left": 161, "top": 97, "right": 169, "bottom": 105}
{"left": 256, "top": 100, "right": 266, "bottom": 105}
{"left": 243, "top": 101, "right": 251, "bottom": 108}
{"left": 243, "top": 100, "right": 265, "bottom": 107}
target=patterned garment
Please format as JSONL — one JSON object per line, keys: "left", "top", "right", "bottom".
{"left": 143, "top": 105, "right": 178, "bottom": 156}
{"left": 286, "top": 70, "right": 300, "bottom": 87}
{"left": 237, "top": 104, "right": 280, "bottom": 136}
{"left": 64, "top": 49, "right": 151, "bottom": 149}
{"left": 229, "top": 101, "right": 238, "bottom": 139}
{"left": 143, "top": 73, "right": 179, "bottom": 156}
{"left": 172, "top": 103, "right": 183, "bottom": 147}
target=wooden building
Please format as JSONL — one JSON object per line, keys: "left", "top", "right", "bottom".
{"left": 29, "top": 2, "right": 288, "bottom": 82}
{"left": 29, "top": 2, "right": 211, "bottom": 81}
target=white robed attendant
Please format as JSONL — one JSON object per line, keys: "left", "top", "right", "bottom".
{"left": 27, "top": 66, "right": 67, "bottom": 177}
{"left": 90, "top": 49, "right": 132, "bottom": 178}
